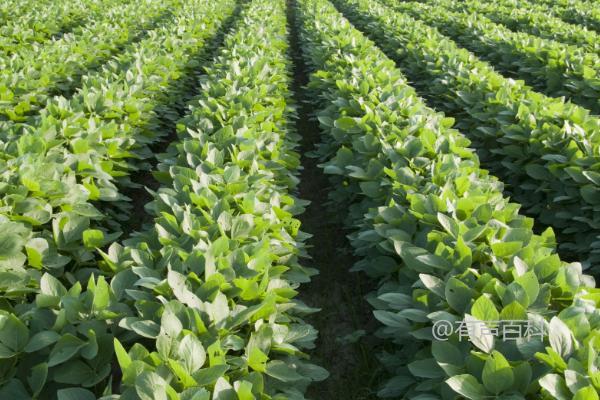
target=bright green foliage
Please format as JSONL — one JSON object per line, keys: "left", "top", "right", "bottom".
{"left": 0, "top": 0, "right": 236, "bottom": 397}
{"left": 390, "top": 0, "right": 600, "bottom": 114}
{"left": 0, "top": 0, "right": 235, "bottom": 284}
{"left": 431, "top": 0, "right": 600, "bottom": 55}
{"left": 0, "top": 0, "right": 176, "bottom": 122}
{"left": 525, "top": 0, "right": 600, "bottom": 32}
{"left": 0, "top": 0, "right": 107, "bottom": 55}
{"left": 108, "top": 0, "right": 327, "bottom": 397}
{"left": 299, "top": 0, "right": 600, "bottom": 398}
{"left": 338, "top": 0, "right": 600, "bottom": 272}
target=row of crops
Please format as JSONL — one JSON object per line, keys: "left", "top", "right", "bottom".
{"left": 2, "top": 0, "right": 600, "bottom": 398}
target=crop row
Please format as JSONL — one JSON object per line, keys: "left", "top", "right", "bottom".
{"left": 0, "top": 0, "right": 237, "bottom": 397}
{"left": 299, "top": 0, "right": 600, "bottom": 398}
{"left": 0, "top": 0, "right": 48, "bottom": 25}
{"left": 389, "top": 0, "right": 600, "bottom": 115}
{"left": 109, "top": 0, "right": 330, "bottom": 397}
{"left": 526, "top": 0, "right": 600, "bottom": 32}
{"left": 0, "top": 0, "right": 235, "bottom": 283}
{"left": 436, "top": 0, "right": 600, "bottom": 55}
{"left": 0, "top": 0, "right": 116, "bottom": 56}
{"left": 334, "top": 0, "right": 600, "bottom": 272}
{"left": 0, "top": 0, "right": 176, "bottom": 123}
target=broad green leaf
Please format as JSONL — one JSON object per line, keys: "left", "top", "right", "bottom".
{"left": 549, "top": 317, "right": 573, "bottom": 359}
{"left": 248, "top": 347, "right": 268, "bottom": 373}
{"left": 514, "top": 271, "right": 539, "bottom": 306}
{"left": 27, "top": 363, "right": 47, "bottom": 396}
{"left": 446, "top": 374, "right": 488, "bottom": 399}
{"left": 464, "top": 314, "right": 494, "bottom": 353}
{"left": 57, "top": 388, "right": 96, "bottom": 400}
{"left": 192, "top": 365, "right": 230, "bottom": 386}
{"left": 539, "top": 374, "right": 571, "bottom": 400}
{"left": 445, "top": 277, "right": 473, "bottom": 313}
{"left": 573, "top": 386, "right": 599, "bottom": 400}
{"left": 491, "top": 241, "right": 522, "bottom": 258}
{"left": 482, "top": 351, "right": 514, "bottom": 395}
{"left": 419, "top": 274, "right": 445, "bottom": 298}
{"left": 82, "top": 229, "right": 104, "bottom": 248}
{"left": 136, "top": 371, "right": 168, "bottom": 400}
{"left": 40, "top": 273, "right": 67, "bottom": 298}
{"left": 0, "top": 233, "right": 23, "bottom": 259}
{"left": 114, "top": 338, "right": 132, "bottom": 370}
{"left": 178, "top": 334, "right": 206, "bottom": 374}
{"left": 0, "top": 313, "right": 29, "bottom": 352}
{"left": 437, "top": 212, "right": 459, "bottom": 237}
{"left": 499, "top": 302, "right": 527, "bottom": 321}
{"left": 471, "top": 295, "right": 499, "bottom": 323}
{"left": 48, "top": 334, "right": 86, "bottom": 367}
{"left": 25, "top": 331, "right": 60, "bottom": 353}
{"left": 334, "top": 116, "right": 357, "bottom": 131}
{"left": 265, "top": 360, "right": 303, "bottom": 382}
{"left": 512, "top": 362, "right": 532, "bottom": 393}
{"left": 408, "top": 358, "right": 445, "bottom": 378}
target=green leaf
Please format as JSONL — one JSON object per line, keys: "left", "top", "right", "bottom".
{"left": 131, "top": 320, "right": 160, "bottom": 339}
{"left": 334, "top": 116, "right": 357, "bottom": 131}
{"left": 265, "top": 360, "right": 303, "bottom": 382}
{"left": 549, "top": 317, "right": 573, "bottom": 359}
{"left": 437, "top": 212, "right": 459, "bottom": 237}
{"left": 464, "top": 314, "right": 494, "bottom": 353}
{"left": 136, "top": 371, "right": 168, "bottom": 400}
{"left": 419, "top": 274, "right": 445, "bottom": 298}
{"left": 525, "top": 164, "right": 550, "bottom": 180}
{"left": 61, "top": 215, "right": 89, "bottom": 244}
{"left": 57, "top": 388, "right": 96, "bottom": 400}
{"left": 446, "top": 374, "right": 488, "bottom": 399}
{"left": 192, "top": 365, "right": 230, "bottom": 386}
{"left": 0, "top": 379, "right": 33, "bottom": 400}
{"left": 512, "top": 362, "right": 532, "bottom": 393}
{"left": 539, "top": 374, "right": 571, "bottom": 400}
{"left": 213, "top": 377, "right": 236, "bottom": 400}
{"left": 168, "top": 360, "right": 197, "bottom": 388}
{"left": 82, "top": 229, "right": 105, "bottom": 248}
{"left": 573, "top": 386, "right": 599, "bottom": 400}
{"left": 235, "top": 380, "right": 254, "bottom": 400}
{"left": 248, "top": 347, "right": 268, "bottom": 373}
{"left": 491, "top": 241, "right": 522, "bottom": 258}
{"left": 114, "top": 338, "right": 132, "bottom": 370}
{"left": 580, "top": 185, "right": 600, "bottom": 205}
{"left": 54, "top": 360, "right": 95, "bottom": 385}
{"left": 482, "top": 351, "right": 514, "bottom": 395}
{"left": 27, "top": 363, "right": 47, "bottom": 396}
{"left": 178, "top": 334, "right": 206, "bottom": 374}
{"left": 25, "top": 238, "right": 48, "bottom": 268}
{"left": 40, "top": 273, "right": 67, "bottom": 298}
{"left": 0, "top": 233, "right": 24, "bottom": 259}
{"left": 407, "top": 358, "right": 445, "bottom": 378}
{"left": 432, "top": 341, "right": 463, "bottom": 366}
{"left": 394, "top": 241, "right": 451, "bottom": 272}
{"left": 91, "top": 275, "right": 110, "bottom": 313}
{"left": 48, "top": 334, "right": 86, "bottom": 367}
{"left": 499, "top": 302, "right": 527, "bottom": 321}
{"left": 0, "top": 313, "right": 29, "bottom": 352}
{"left": 24, "top": 331, "right": 60, "bottom": 353}
{"left": 445, "top": 277, "right": 473, "bottom": 313}
{"left": 514, "top": 271, "right": 539, "bottom": 306}
{"left": 471, "top": 295, "right": 499, "bottom": 323}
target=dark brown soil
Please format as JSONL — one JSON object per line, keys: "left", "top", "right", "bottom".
{"left": 286, "top": 1, "right": 383, "bottom": 398}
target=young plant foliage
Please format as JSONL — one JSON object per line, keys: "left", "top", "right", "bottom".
{"left": 298, "top": 0, "right": 600, "bottom": 398}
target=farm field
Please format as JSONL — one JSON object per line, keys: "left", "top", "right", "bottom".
{"left": 1, "top": 0, "right": 600, "bottom": 399}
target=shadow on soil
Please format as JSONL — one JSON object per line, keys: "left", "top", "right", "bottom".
{"left": 286, "top": 1, "right": 384, "bottom": 398}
